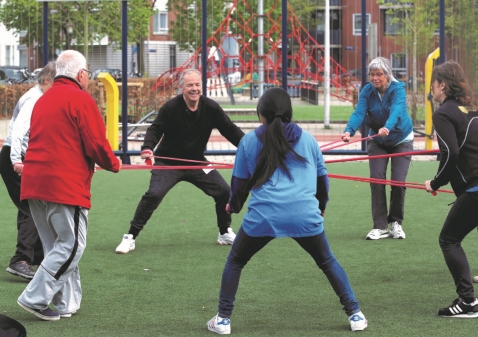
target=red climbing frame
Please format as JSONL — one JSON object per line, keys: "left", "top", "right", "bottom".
{"left": 153, "top": 0, "right": 359, "bottom": 105}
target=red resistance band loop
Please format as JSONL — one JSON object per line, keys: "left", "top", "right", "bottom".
{"left": 324, "top": 149, "right": 439, "bottom": 164}
{"left": 328, "top": 174, "right": 453, "bottom": 195}
{"left": 321, "top": 134, "right": 379, "bottom": 152}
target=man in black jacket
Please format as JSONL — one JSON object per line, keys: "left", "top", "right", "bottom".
{"left": 115, "top": 69, "right": 245, "bottom": 254}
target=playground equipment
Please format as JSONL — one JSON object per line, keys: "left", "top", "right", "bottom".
{"left": 152, "top": 0, "right": 358, "bottom": 104}
{"left": 424, "top": 48, "right": 440, "bottom": 150}
{"left": 97, "top": 72, "right": 119, "bottom": 150}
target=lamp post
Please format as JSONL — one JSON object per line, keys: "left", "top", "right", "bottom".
{"left": 66, "top": 21, "right": 73, "bottom": 50}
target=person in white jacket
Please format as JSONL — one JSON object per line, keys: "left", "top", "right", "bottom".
{"left": 0, "top": 62, "right": 56, "bottom": 280}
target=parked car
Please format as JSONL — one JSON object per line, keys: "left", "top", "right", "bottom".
{"left": 92, "top": 68, "right": 122, "bottom": 81}
{"left": 0, "top": 66, "right": 35, "bottom": 84}
{"left": 0, "top": 69, "right": 7, "bottom": 85}
{"left": 127, "top": 72, "right": 142, "bottom": 78}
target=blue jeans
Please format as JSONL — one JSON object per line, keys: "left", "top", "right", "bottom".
{"left": 439, "top": 191, "right": 478, "bottom": 303}
{"left": 217, "top": 227, "right": 361, "bottom": 317}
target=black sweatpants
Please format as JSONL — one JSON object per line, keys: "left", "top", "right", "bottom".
{"left": 130, "top": 161, "right": 232, "bottom": 235}
{"left": 0, "top": 146, "right": 43, "bottom": 265}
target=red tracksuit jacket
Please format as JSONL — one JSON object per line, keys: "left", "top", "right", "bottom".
{"left": 21, "top": 76, "right": 120, "bottom": 209}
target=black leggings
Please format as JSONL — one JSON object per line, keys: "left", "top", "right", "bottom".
{"left": 439, "top": 191, "right": 478, "bottom": 303}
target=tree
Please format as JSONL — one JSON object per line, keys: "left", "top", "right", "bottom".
{"left": 377, "top": 0, "right": 439, "bottom": 125}
{"left": 0, "top": 0, "right": 155, "bottom": 73}
{"left": 444, "top": 0, "right": 478, "bottom": 95}
{"left": 98, "top": 0, "right": 157, "bottom": 76}
{"left": 167, "top": 0, "right": 229, "bottom": 53}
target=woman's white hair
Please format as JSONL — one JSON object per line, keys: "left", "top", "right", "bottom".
{"left": 367, "top": 56, "right": 397, "bottom": 82}
{"left": 56, "top": 50, "right": 87, "bottom": 78}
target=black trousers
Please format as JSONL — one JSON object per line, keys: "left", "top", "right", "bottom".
{"left": 0, "top": 146, "right": 43, "bottom": 265}
{"left": 439, "top": 191, "right": 478, "bottom": 303}
{"left": 130, "top": 161, "right": 232, "bottom": 234}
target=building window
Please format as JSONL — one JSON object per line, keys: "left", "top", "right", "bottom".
{"left": 153, "top": 12, "right": 168, "bottom": 34}
{"left": 170, "top": 44, "right": 176, "bottom": 69}
{"left": 5, "top": 45, "right": 11, "bottom": 65}
{"left": 19, "top": 49, "right": 28, "bottom": 67}
{"left": 391, "top": 53, "right": 407, "bottom": 82}
{"left": 353, "top": 14, "right": 371, "bottom": 36}
{"left": 385, "top": 10, "right": 405, "bottom": 35}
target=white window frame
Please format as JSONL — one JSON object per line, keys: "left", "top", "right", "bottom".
{"left": 353, "top": 13, "right": 371, "bottom": 36}
{"left": 153, "top": 11, "right": 168, "bottom": 35}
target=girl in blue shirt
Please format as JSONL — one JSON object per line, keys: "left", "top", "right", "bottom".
{"left": 207, "top": 87, "right": 367, "bottom": 334}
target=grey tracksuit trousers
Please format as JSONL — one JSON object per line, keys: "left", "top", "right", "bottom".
{"left": 18, "top": 200, "right": 88, "bottom": 315}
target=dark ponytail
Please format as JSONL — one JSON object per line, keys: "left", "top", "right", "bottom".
{"left": 246, "top": 88, "right": 307, "bottom": 190}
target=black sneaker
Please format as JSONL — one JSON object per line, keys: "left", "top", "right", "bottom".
{"left": 6, "top": 261, "right": 35, "bottom": 280}
{"left": 438, "top": 298, "right": 478, "bottom": 318}
{"left": 17, "top": 301, "right": 60, "bottom": 321}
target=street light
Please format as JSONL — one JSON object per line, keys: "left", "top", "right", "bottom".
{"left": 66, "top": 21, "right": 73, "bottom": 50}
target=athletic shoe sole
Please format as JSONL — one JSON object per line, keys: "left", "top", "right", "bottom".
{"left": 6, "top": 267, "right": 34, "bottom": 280}
{"left": 59, "top": 310, "right": 77, "bottom": 318}
{"left": 17, "top": 301, "right": 60, "bottom": 321}
{"left": 366, "top": 234, "right": 390, "bottom": 240}
{"left": 439, "top": 312, "right": 478, "bottom": 318}
{"left": 351, "top": 323, "right": 368, "bottom": 331}
{"left": 115, "top": 247, "right": 135, "bottom": 254}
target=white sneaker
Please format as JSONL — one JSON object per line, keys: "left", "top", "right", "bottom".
{"left": 115, "top": 234, "right": 135, "bottom": 254}
{"left": 217, "top": 228, "right": 235, "bottom": 245}
{"left": 207, "top": 313, "right": 231, "bottom": 334}
{"left": 390, "top": 222, "right": 406, "bottom": 239}
{"left": 473, "top": 276, "right": 478, "bottom": 283}
{"left": 366, "top": 228, "right": 390, "bottom": 240}
{"left": 349, "top": 311, "right": 368, "bottom": 331}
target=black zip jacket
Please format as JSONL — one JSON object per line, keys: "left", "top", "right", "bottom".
{"left": 431, "top": 97, "right": 478, "bottom": 197}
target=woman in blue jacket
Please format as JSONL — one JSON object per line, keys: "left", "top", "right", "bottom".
{"left": 343, "top": 57, "right": 413, "bottom": 241}
{"left": 207, "top": 87, "right": 367, "bottom": 334}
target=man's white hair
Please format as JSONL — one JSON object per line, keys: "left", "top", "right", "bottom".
{"left": 367, "top": 56, "right": 397, "bottom": 82}
{"left": 179, "top": 68, "right": 202, "bottom": 87}
{"left": 56, "top": 50, "right": 87, "bottom": 79}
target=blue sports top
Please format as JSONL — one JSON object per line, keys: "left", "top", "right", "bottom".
{"left": 232, "top": 123, "right": 327, "bottom": 238}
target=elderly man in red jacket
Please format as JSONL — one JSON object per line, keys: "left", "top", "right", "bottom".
{"left": 16, "top": 50, "right": 121, "bottom": 321}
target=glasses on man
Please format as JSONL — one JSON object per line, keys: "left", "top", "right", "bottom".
{"left": 369, "top": 72, "right": 385, "bottom": 79}
{"left": 82, "top": 69, "right": 92, "bottom": 78}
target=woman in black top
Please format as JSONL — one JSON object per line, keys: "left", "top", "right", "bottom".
{"left": 425, "top": 61, "right": 478, "bottom": 318}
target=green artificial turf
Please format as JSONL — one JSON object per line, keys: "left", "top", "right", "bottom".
{"left": 223, "top": 104, "right": 355, "bottom": 122}
{"left": 1, "top": 161, "right": 477, "bottom": 336}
